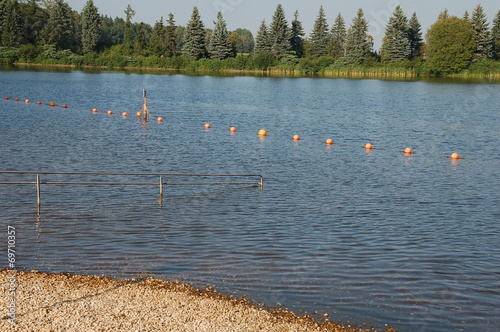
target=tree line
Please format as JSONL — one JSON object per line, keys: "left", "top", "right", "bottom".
{"left": 1, "top": 0, "right": 500, "bottom": 75}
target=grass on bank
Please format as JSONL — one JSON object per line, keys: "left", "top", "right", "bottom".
{"left": 2, "top": 46, "right": 500, "bottom": 79}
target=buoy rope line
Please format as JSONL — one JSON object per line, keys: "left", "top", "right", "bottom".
{"left": 2, "top": 96, "right": 465, "bottom": 160}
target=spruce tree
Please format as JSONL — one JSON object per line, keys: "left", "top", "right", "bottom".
{"left": 254, "top": 19, "right": 271, "bottom": 54}
{"left": 0, "top": 0, "right": 22, "bottom": 47}
{"left": 165, "top": 13, "right": 177, "bottom": 56}
{"left": 41, "top": 0, "right": 73, "bottom": 50}
{"left": 328, "top": 13, "right": 346, "bottom": 58}
{"left": 134, "top": 22, "right": 147, "bottom": 55}
{"left": 470, "top": 4, "right": 492, "bottom": 61}
{"left": 309, "top": 6, "right": 329, "bottom": 58}
{"left": 345, "top": 8, "right": 369, "bottom": 64}
{"left": 123, "top": 4, "right": 135, "bottom": 54}
{"left": 208, "top": 11, "right": 233, "bottom": 60}
{"left": 408, "top": 12, "right": 423, "bottom": 59}
{"left": 269, "top": 4, "right": 292, "bottom": 59}
{"left": 149, "top": 18, "right": 166, "bottom": 56}
{"left": 290, "top": 10, "right": 305, "bottom": 58}
{"left": 81, "top": 0, "right": 101, "bottom": 53}
{"left": 182, "top": 6, "right": 206, "bottom": 59}
{"left": 381, "top": 5, "right": 410, "bottom": 63}
{"left": 492, "top": 10, "right": 500, "bottom": 59}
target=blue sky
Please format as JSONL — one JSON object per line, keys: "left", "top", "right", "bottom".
{"left": 66, "top": 0, "right": 499, "bottom": 49}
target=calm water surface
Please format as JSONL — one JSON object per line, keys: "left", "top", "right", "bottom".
{"left": 0, "top": 68, "right": 499, "bottom": 331}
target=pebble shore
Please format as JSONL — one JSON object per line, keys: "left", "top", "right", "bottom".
{"left": 1, "top": 269, "right": 396, "bottom": 332}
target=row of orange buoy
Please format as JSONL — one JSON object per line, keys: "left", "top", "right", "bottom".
{"left": 4, "top": 96, "right": 463, "bottom": 161}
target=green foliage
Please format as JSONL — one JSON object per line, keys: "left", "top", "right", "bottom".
{"left": 208, "top": 12, "right": 233, "bottom": 60}
{"left": 269, "top": 4, "right": 293, "bottom": 59}
{"left": 253, "top": 51, "right": 276, "bottom": 70}
{"left": 232, "top": 28, "right": 254, "bottom": 54}
{"left": 470, "top": 4, "right": 492, "bottom": 61}
{"left": 165, "top": 13, "right": 177, "bottom": 56}
{"left": 290, "top": 11, "right": 305, "bottom": 58}
{"left": 408, "top": 12, "right": 423, "bottom": 59}
{"left": 0, "top": 46, "right": 18, "bottom": 63}
{"left": 0, "top": 0, "right": 22, "bottom": 47}
{"left": 81, "top": 0, "right": 101, "bottom": 54}
{"left": 493, "top": 10, "right": 500, "bottom": 59}
{"left": 309, "top": 6, "right": 329, "bottom": 58}
{"left": 328, "top": 13, "right": 346, "bottom": 58}
{"left": 182, "top": 7, "right": 206, "bottom": 59}
{"left": 381, "top": 6, "right": 410, "bottom": 63}
{"left": 345, "top": 9, "right": 370, "bottom": 64}
{"left": 123, "top": 4, "right": 135, "bottom": 53}
{"left": 148, "top": 18, "right": 166, "bottom": 56}
{"left": 41, "top": 0, "right": 73, "bottom": 50}
{"left": 18, "top": 43, "right": 39, "bottom": 61}
{"left": 426, "top": 16, "right": 476, "bottom": 74}
{"left": 254, "top": 20, "right": 271, "bottom": 54}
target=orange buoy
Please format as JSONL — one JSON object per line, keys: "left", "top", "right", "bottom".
{"left": 230, "top": 126, "right": 237, "bottom": 132}
{"left": 37, "top": 101, "right": 42, "bottom": 105}
{"left": 49, "top": 102, "right": 56, "bottom": 107}
{"left": 3, "top": 97, "right": 9, "bottom": 100}
{"left": 157, "top": 117, "right": 163, "bottom": 122}
{"left": 204, "top": 123, "right": 211, "bottom": 129}
{"left": 122, "top": 112, "right": 128, "bottom": 117}
{"left": 365, "top": 143, "right": 374, "bottom": 150}
{"left": 107, "top": 110, "right": 113, "bottom": 115}
{"left": 258, "top": 129, "right": 267, "bottom": 137}
{"left": 403, "top": 147, "right": 414, "bottom": 155}
{"left": 325, "top": 138, "right": 334, "bottom": 145}
{"left": 136, "top": 111, "right": 142, "bottom": 116}
{"left": 14, "top": 98, "right": 19, "bottom": 101}
{"left": 293, "top": 135, "right": 301, "bottom": 141}
{"left": 62, "top": 104, "right": 68, "bottom": 108}
{"left": 92, "top": 108, "right": 98, "bottom": 113}
{"left": 25, "top": 99, "right": 30, "bottom": 103}
{"left": 449, "top": 152, "right": 462, "bottom": 160}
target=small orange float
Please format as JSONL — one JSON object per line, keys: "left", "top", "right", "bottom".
{"left": 92, "top": 108, "right": 98, "bottom": 113}
{"left": 136, "top": 112, "right": 142, "bottom": 116}
{"left": 324, "top": 139, "right": 334, "bottom": 145}
{"left": 107, "top": 110, "right": 113, "bottom": 115}
{"left": 14, "top": 98, "right": 19, "bottom": 101}
{"left": 258, "top": 129, "right": 267, "bottom": 137}
{"left": 292, "top": 135, "right": 301, "bottom": 141}
{"left": 403, "top": 147, "right": 415, "bottom": 155}
{"left": 4, "top": 97, "right": 9, "bottom": 100}
{"left": 157, "top": 117, "right": 163, "bottom": 122}
{"left": 204, "top": 123, "right": 211, "bottom": 129}
{"left": 25, "top": 99, "right": 30, "bottom": 103}
{"left": 122, "top": 112, "right": 128, "bottom": 117}
{"left": 62, "top": 104, "right": 68, "bottom": 108}
{"left": 230, "top": 126, "right": 237, "bottom": 132}
{"left": 37, "top": 101, "right": 42, "bottom": 105}
{"left": 49, "top": 102, "right": 56, "bottom": 107}
{"left": 449, "top": 152, "right": 463, "bottom": 160}
{"left": 365, "top": 143, "right": 374, "bottom": 150}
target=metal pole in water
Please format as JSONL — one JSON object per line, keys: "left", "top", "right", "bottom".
{"left": 36, "top": 174, "right": 41, "bottom": 211}
{"left": 159, "top": 175, "right": 163, "bottom": 198}
{"left": 142, "top": 89, "right": 149, "bottom": 121}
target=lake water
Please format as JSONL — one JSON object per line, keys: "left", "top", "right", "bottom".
{"left": 0, "top": 67, "right": 499, "bottom": 331}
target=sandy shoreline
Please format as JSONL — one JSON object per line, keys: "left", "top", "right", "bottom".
{"left": 1, "top": 269, "right": 396, "bottom": 332}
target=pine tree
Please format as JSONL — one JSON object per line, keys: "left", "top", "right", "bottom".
{"left": 492, "top": 10, "right": 500, "bottom": 59}
{"left": 18, "top": 0, "right": 48, "bottom": 45}
{"left": 345, "top": 8, "right": 369, "bottom": 64}
{"left": 328, "top": 13, "right": 346, "bottom": 58}
{"left": 408, "top": 12, "right": 423, "bottom": 59}
{"left": 134, "top": 22, "right": 147, "bottom": 55}
{"left": 470, "top": 4, "right": 491, "bottom": 61}
{"left": 123, "top": 4, "right": 135, "bottom": 54}
{"left": 81, "top": 0, "right": 101, "bottom": 53}
{"left": 208, "top": 11, "right": 233, "bottom": 60}
{"left": 269, "top": 4, "right": 292, "bottom": 59}
{"left": 165, "top": 13, "right": 177, "bottom": 56}
{"left": 309, "top": 6, "right": 329, "bottom": 58}
{"left": 254, "top": 19, "right": 271, "bottom": 54}
{"left": 41, "top": 0, "right": 73, "bottom": 50}
{"left": 182, "top": 6, "right": 206, "bottom": 59}
{"left": 149, "top": 17, "right": 166, "bottom": 56}
{"left": 290, "top": 10, "right": 305, "bottom": 58}
{"left": 463, "top": 11, "right": 470, "bottom": 21}
{"left": 381, "top": 5, "right": 410, "bottom": 62}
{"left": 0, "top": 0, "right": 22, "bottom": 47}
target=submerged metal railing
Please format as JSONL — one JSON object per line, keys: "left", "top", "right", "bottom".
{"left": 0, "top": 171, "right": 264, "bottom": 210}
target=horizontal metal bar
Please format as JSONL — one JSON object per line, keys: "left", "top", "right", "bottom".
{"left": 0, "top": 171, "right": 263, "bottom": 178}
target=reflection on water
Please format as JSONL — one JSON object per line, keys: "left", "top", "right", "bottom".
{"left": 0, "top": 68, "right": 499, "bottom": 332}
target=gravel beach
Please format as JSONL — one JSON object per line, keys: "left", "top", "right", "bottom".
{"left": 1, "top": 269, "right": 396, "bottom": 332}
